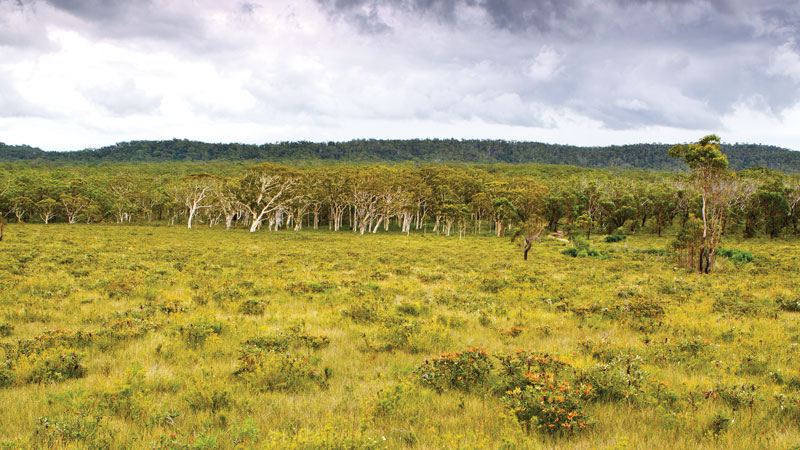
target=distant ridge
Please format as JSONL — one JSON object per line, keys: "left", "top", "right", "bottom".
{"left": 1, "top": 139, "right": 799, "bottom": 172}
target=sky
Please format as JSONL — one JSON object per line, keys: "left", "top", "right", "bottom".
{"left": 1, "top": 0, "right": 799, "bottom": 151}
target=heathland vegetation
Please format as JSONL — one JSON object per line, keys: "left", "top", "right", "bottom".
{"left": 1, "top": 136, "right": 800, "bottom": 448}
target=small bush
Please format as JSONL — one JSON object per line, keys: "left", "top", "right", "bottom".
{"left": 775, "top": 294, "right": 800, "bottom": 312}
{"left": 718, "top": 248, "right": 754, "bottom": 265}
{"left": 33, "top": 413, "right": 109, "bottom": 449}
{"left": 180, "top": 317, "right": 224, "bottom": 347}
{"left": 21, "top": 348, "right": 87, "bottom": 383}
{"left": 183, "top": 376, "right": 233, "bottom": 412}
{"left": 243, "top": 326, "right": 330, "bottom": 352}
{"left": 503, "top": 381, "right": 592, "bottom": 434}
{"left": 416, "top": 347, "right": 492, "bottom": 393}
{"left": 604, "top": 234, "right": 626, "bottom": 243}
{"left": 234, "top": 350, "right": 330, "bottom": 392}
{"left": 0, "top": 323, "right": 13, "bottom": 337}
{"left": 238, "top": 299, "right": 266, "bottom": 315}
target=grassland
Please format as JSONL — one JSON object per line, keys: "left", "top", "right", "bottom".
{"left": 1, "top": 224, "right": 800, "bottom": 449}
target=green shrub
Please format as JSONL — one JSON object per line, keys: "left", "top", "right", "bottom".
{"left": 495, "top": 350, "right": 571, "bottom": 393}
{"left": 605, "top": 234, "right": 626, "bottom": 243}
{"left": 0, "top": 323, "right": 13, "bottom": 337}
{"left": 503, "top": 380, "right": 592, "bottom": 434}
{"left": 180, "top": 317, "right": 224, "bottom": 347}
{"left": 718, "top": 248, "right": 755, "bottom": 265}
{"left": 234, "top": 350, "right": 330, "bottom": 392}
{"left": 416, "top": 347, "right": 492, "bottom": 393}
{"left": 23, "top": 348, "right": 87, "bottom": 383}
{"left": 775, "top": 294, "right": 800, "bottom": 312}
{"left": 97, "top": 365, "right": 152, "bottom": 422}
{"left": 33, "top": 413, "right": 109, "bottom": 449}
{"left": 183, "top": 376, "right": 233, "bottom": 412}
{"left": 238, "top": 299, "right": 266, "bottom": 315}
{"left": 561, "top": 248, "right": 579, "bottom": 257}
{"left": 243, "top": 326, "right": 330, "bottom": 353}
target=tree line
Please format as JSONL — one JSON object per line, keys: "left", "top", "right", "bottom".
{"left": 2, "top": 161, "right": 799, "bottom": 245}
{"left": 2, "top": 139, "right": 800, "bottom": 172}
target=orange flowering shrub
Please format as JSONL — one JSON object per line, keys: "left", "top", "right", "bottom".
{"left": 503, "top": 380, "right": 593, "bottom": 434}
{"left": 416, "top": 347, "right": 492, "bottom": 393}
{"left": 496, "top": 350, "right": 570, "bottom": 393}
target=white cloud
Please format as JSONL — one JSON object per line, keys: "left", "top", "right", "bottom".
{"left": 525, "top": 47, "right": 563, "bottom": 82}
{"left": 770, "top": 43, "right": 800, "bottom": 81}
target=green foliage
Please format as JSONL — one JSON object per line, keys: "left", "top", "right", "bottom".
{"left": 604, "top": 234, "right": 626, "bottom": 243}
{"left": 718, "top": 248, "right": 755, "bottom": 265}
{"left": 33, "top": 413, "right": 110, "bottom": 449}
{"left": 5, "top": 139, "right": 800, "bottom": 172}
{"left": 238, "top": 298, "right": 266, "bottom": 315}
{"left": 179, "top": 316, "right": 224, "bottom": 347}
{"left": 416, "top": 348, "right": 493, "bottom": 393}
{"left": 21, "top": 348, "right": 87, "bottom": 384}
{"left": 234, "top": 350, "right": 330, "bottom": 392}
{"left": 503, "top": 381, "right": 592, "bottom": 434}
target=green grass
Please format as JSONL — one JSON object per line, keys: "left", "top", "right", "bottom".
{"left": 1, "top": 223, "right": 800, "bottom": 449}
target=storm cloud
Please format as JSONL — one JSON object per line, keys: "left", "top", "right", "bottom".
{"left": 0, "top": 0, "right": 799, "bottom": 150}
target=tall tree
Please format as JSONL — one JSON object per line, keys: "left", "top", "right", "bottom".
{"left": 669, "top": 135, "right": 730, "bottom": 273}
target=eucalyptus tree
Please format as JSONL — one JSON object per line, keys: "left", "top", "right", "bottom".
{"left": 107, "top": 174, "right": 139, "bottom": 223}
{"left": 35, "top": 198, "right": 59, "bottom": 224}
{"left": 9, "top": 196, "right": 32, "bottom": 223}
{"left": 788, "top": 177, "right": 800, "bottom": 234}
{"left": 349, "top": 167, "right": 385, "bottom": 235}
{"left": 180, "top": 173, "right": 218, "bottom": 229}
{"left": 236, "top": 164, "right": 300, "bottom": 233}
{"left": 669, "top": 134, "right": 731, "bottom": 273}
{"left": 317, "top": 168, "right": 349, "bottom": 232}
{"left": 213, "top": 177, "right": 242, "bottom": 229}
{"left": 575, "top": 180, "right": 601, "bottom": 239}
{"left": 648, "top": 183, "right": 677, "bottom": 236}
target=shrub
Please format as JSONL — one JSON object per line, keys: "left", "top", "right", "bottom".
{"left": 480, "top": 276, "right": 510, "bottom": 293}
{"left": 503, "top": 380, "right": 592, "bottom": 434}
{"left": 243, "top": 326, "right": 330, "bottom": 353}
{"left": 561, "top": 248, "right": 579, "bottom": 257}
{"left": 605, "top": 234, "right": 626, "bottom": 243}
{"left": 367, "top": 319, "right": 447, "bottom": 353}
{"left": 180, "top": 317, "right": 224, "bottom": 347}
{"left": 95, "top": 365, "right": 157, "bottom": 423}
{"left": 371, "top": 382, "right": 415, "bottom": 418}
{"left": 183, "top": 376, "right": 233, "bottom": 412}
{"left": 775, "top": 294, "right": 800, "bottom": 312}
{"left": 238, "top": 299, "right": 266, "bottom": 315}
{"left": 234, "top": 350, "right": 330, "bottom": 392}
{"left": 495, "top": 350, "right": 570, "bottom": 393}
{"left": 718, "top": 248, "right": 755, "bottom": 265}
{"left": 286, "top": 281, "right": 332, "bottom": 294}
{"left": 712, "top": 291, "right": 776, "bottom": 317}
{"left": 705, "top": 414, "right": 731, "bottom": 437}
{"left": 33, "top": 413, "right": 109, "bottom": 449}
{"left": 342, "top": 301, "right": 384, "bottom": 323}
{"left": 0, "top": 323, "right": 13, "bottom": 337}
{"left": 0, "top": 361, "right": 15, "bottom": 387}
{"left": 416, "top": 347, "right": 492, "bottom": 393}
{"left": 21, "top": 348, "right": 87, "bottom": 383}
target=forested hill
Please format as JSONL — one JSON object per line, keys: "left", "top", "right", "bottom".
{"left": 2, "top": 139, "right": 799, "bottom": 172}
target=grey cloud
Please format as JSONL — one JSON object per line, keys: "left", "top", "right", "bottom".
{"left": 0, "top": 0, "right": 56, "bottom": 52}
{"left": 44, "top": 0, "right": 136, "bottom": 22}
{"left": 313, "top": 0, "right": 800, "bottom": 129}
